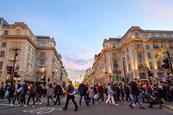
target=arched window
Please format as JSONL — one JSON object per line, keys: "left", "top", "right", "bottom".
{"left": 16, "top": 29, "right": 20, "bottom": 35}
{"left": 135, "top": 32, "right": 139, "bottom": 38}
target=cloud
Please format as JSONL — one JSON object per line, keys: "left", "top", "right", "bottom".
{"left": 63, "top": 48, "right": 93, "bottom": 68}
{"left": 62, "top": 48, "right": 94, "bottom": 81}
{"left": 140, "top": 0, "right": 173, "bottom": 21}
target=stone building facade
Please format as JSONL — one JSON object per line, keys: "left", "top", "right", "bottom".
{"left": 0, "top": 18, "right": 66, "bottom": 85}
{"left": 93, "top": 26, "right": 173, "bottom": 84}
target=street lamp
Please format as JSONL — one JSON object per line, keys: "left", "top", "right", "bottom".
{"left": 11, "top": 48, "right": 20, "bottom": 85}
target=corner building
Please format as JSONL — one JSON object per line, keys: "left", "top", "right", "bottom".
{"left": 93, "top": 26, "right": 173, "bottom": 84}
{"left": 0, "top": 18, "right": 65, "bottom": 85}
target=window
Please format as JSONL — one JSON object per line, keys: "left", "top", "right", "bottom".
{"left": 40, "top": 52, "right": 46, "bottom": 57}
{"left": 128, "top": 64, "right": 131, "bottom": 71}
{"left": 16, "top": 29, "right": 20, "bottom": 35}
{"left": 28, "top": 46, "right": 31, "bottom": 52}
{"left": 139, "top": 73, "right": 147, "bottom": 79}
{"left": 149, "top": 62, "right": 154, "bottom": 69}
{"left": 127, "top": 55, "right": 130, "bottom": 61}
{"left": 153, "top": 43, "right": 159, "bottom": 48}
{"left": 169, "top": 42, "right": 173, "bottom": 48}
{"left": 147, "top": 52, "right": 152, "bottom": 59}
{"left": 31, "top": 56, "right": 34, "bottom": 62}
{"left": 138, "top": 63, "right": 144, "bottom": 69}
{"left": 2, "top": 42, "right": 6, "bottom": 47}
{"left": 27, "top": 54, "right": 30, "bottom": 61}
{"left": 4, "top": 30, "right": 8, "bottom": 35}
{"left": 135, "top": 33, "right": 139, "bottom": 38}
{"left": 137, "top": 52, "right": 143, "bottom": 61}
{"left": 40, "top": 60, "right": 45, "bottom": 66}
{"left": 146, "top": 45, "right": 150, "bottom": 50}
{"left": 0, "top": 62, "right": 3, "bottom": 70}
{"left": 126, "top": 48, "right": 129, "bottom": 52}
{"left": 27, "top": 63, "right": 29, "bottom": 71}
{"left": 0, "top": 71, "right": 1, "bottom": 78}
{"left": 135, "top": 43, "right": 143, "bottom": 48}
{"left": 151, "top": 33, "right": 155, "bottom": 37}
{"left": 0, "top": 51, "right": 5, "bottom": 57}
{"left": 157, "top": 61, "right": 162, "bottom": 69}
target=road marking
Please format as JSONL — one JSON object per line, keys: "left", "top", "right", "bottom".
{"left": 23, "top": 107, "right": 58, "bottom": 114}
{"left": 164, "top": 108, "right": 173, "bottom": 113}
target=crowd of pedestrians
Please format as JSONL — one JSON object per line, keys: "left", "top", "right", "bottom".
{"left": 0, "top": 79, "right": 173, "bottom": 111}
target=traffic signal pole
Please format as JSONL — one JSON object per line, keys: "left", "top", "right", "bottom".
{"left": 11, "top": 48, "right": 20, "bottom": 85}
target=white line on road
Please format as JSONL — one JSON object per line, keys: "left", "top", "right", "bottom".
{"left": 23, "top": 107, "right": 58, "bottom": 114}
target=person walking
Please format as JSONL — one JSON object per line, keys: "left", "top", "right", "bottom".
{"left": 87, "top": 86, "right": 95, "bottom": 105}
{"left": 54, "top": 84, "right": 63, "bottom": 105}
{"left": 129, "top": 80, "right": 145, "bottom": 109}
{"left": 46, "top": 83, "right": 55, "bottom": 106}
{"left": 98, "top": 84, "right": 104, "bottom": 102}
{"left": 124, "top": 84, "right": 131, "bottom": 101}
{"left": 13, "top": 80, "right": 23, "bottom": 106}
{"left": 35, "top": 84, "right": 42, "bottom": 105}
{"left": 21, "top": 83, "right": 28, "bottom": 106}
{"left": 78, "top": 83, "right": 88, "bottom": 106}
{"left": 63, "top": 81, "right": 78, "bottom": 111}
{"left": 7, "top": 83, "right": 15, "bottom": 104}
{"left": 27, "top": 83, "right": 36, "bottom": 106}
{"left": 105, "top": 83, "right": 115, "bottom": 106}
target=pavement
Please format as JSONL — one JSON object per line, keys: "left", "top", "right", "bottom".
{"left": 0, "top": 98, "right": 172, "bottom": 115}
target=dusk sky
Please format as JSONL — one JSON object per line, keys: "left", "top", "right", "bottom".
{"left": 1, "top": 0, "right": 173, "bottom": 81}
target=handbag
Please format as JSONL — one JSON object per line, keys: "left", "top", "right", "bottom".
{"left": 94, "top": 94, "right": 99, "bottom": 100}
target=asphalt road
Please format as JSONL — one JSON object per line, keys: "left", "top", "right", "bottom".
{"left": 0, "top": 100, "right": 172, "bottom": 115}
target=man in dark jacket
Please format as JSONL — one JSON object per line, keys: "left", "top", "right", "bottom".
{"left": 7, "top": 83, "right": 15, "bottom": 104}
{"left": 22, "top": 83, "right": 28, "bottom": 105}
{"left": 78, "top": 83, "right": 88, "bottom": 106}
{"left": 54, "top": 84, "right": 63, "bottom": 105}
{"left": 129, "top": 80, "right": 144, "bottom": 109}
{"left": 124, "top": 84, "right": 131, "bottom": 101}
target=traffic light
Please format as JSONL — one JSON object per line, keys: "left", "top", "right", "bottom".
{"left": 6, "top": 66, "right": 13, "bottom": 75}
{"left": 14, "top": 72, "right": 20, "bottom": 78}
{"left": 162, "top": 58, "right": 170, "bottom": 69}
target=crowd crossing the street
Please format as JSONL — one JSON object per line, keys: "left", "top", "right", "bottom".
{"left": 0, "top": 79, "right": 173, "bottom": 112}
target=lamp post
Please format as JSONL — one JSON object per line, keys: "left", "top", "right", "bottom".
{"left": 11, "top": 48, "right": 20, "bottom": 85}
{"left": 166, "top": 51, "right": 173, "bottom": 75}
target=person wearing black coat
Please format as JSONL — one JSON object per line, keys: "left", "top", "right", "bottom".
{"left": 78, "top": 83, "right": 88, "bottom": 106}
{"left": 124, "top": 84, "right": 131, "bottom": 101}
{"left": 54, "top": 84, "right": 63, "bottom": 105}
{"left": 129, "top": 80, "right": 144, "bottom": 109}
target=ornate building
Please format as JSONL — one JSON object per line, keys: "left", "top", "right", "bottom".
{"left": 0, "top": 18, "right": 67, "bottom": 85}
{"left": 83, "top": 68, "right": 95, "bottom": 85}
{"left": 93, "top": 26, "right": 173, "bottom": 84}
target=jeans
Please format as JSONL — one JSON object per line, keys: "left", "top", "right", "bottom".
{"left": 130, "top": 95, "right": 142, "bottom": 107}
{"left": 47, "top": 96, "right": 55, "bottom": 106}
